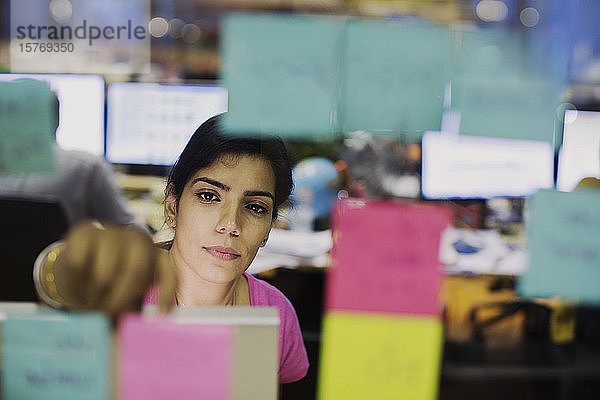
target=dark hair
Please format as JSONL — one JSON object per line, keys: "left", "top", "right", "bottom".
{"left": 167, "top": 113, "right": 293, "bottom": 220}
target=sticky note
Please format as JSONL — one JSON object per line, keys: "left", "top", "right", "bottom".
{"left": 318, "top": 312, "right": 443, "bottom": 400}
{"left": 340, "top": 21, "right": 451, "bottom": 137}
{"left": 118, "top": 315, "right": 234, "bottom": 400}
{"left": 326, "top": 199, "right": 451, "bottom": 316}
{"left": 451, "top": 76, "right": 557, "bottom": 143}
{"left": 450, "top": 28, "right": 558, "bottom": 143}
{"left": 0, "top": 79, "right": 56, "bottom": 175}
{"left": 519, "top": 189, "right": 600, "bottom": 303}
{"left": 141, "top": 306, "right": 280, "bottom": 400}
{"left": 2, "top": 312, "right": 110, "bottom": 400}
{"left": 221, "top": 13, "right": 344, "bottom": 139}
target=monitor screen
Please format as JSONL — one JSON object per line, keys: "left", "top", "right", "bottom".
{"left": 0, "top": 73, "right": 105, "bottom": 156}
{"left": 421, "top": 132, "right": 554, "bottom": 199}
{"left": 557, "top": 110, "right": 600, "bottom": 192}
{"left": 106, "top": 82, "right": 228, "bottom": 166}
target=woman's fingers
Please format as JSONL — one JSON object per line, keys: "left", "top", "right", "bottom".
{"left": 101, "top": 228, "right": 155, "bottom": 315}
{"left": 55, "top": 222, "right": 100, "bottom": 305}
{"left": 86, "top": 230, "right": 123, "bottom": 307}
{"left": 53, "top": 221, "right": 167, "bottom": 318}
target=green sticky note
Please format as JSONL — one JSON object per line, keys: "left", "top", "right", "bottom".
{"left": 0, "top": 79, "right": 56, "bottom": 175}
{"left": 340, "top": 21, "right": 451, "bottom": 138}
{"left": 520, "top": 190, "right": 600, "bottom": 303}
{"left": 2, "top": 312, "right": 111, "bottom": 400}
{"left": 222, "top": 13, "right": 344, "bottom": 139}
{"left": 451, "top": 28, "right": 558, "bottom": 143}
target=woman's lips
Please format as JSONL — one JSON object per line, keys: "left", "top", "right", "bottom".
{"left": 203, "top": 246, "right": 241, "bottom": 261}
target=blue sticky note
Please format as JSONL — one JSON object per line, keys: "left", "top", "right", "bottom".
{"left": 520, "top": 190, "right": 600, "bottom": 303}
{"left": 222, "top": 13, "right": 344, "bottom": 139}
{"left": 2, "top": 312, "right": 111, "bottom": 400}
{"left": 0, "top": 79, "right": 57, "bottom": 175}
{"left": 340, "top": 21, "right": 451, "bottom": 138}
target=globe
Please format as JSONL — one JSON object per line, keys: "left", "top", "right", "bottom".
{"left": 291, "top": 157, "right": 339, "bottom": 219}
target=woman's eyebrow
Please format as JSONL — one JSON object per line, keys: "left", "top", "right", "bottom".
{"left": 245, "top": 190, "right": 274, "bottom": 202}
{"left": 192, "top": 177, "right": 274, "bottom": 201}
{"left": 191, "top": 177, "right": 229, "bottom": 191}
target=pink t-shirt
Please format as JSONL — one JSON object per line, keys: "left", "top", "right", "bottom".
{"left": 144, "top": 272, "right": 309, "bottom": 384}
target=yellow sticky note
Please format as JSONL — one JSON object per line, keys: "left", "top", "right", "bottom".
{"left": 318, "top": 312, "right": 442, "bottom": 400}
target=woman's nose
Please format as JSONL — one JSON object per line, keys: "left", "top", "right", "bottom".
{"left": 216, "top": 208, "right": 240, "bottom": 236}
{"left": 216, "top": 220, "right": 239, "bottom": 236}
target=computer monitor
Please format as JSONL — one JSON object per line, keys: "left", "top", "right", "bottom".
{"left": 106, "top": 82, "right": 228, "bottom": 166}
{"left": 0, "top": 73, "right": 105, "bottom": 156}
{"left": 421, "top": 132, "right": 554, "bottom": 199}
{"left": 557, "top": 109, "right": 600, "bottom": 192}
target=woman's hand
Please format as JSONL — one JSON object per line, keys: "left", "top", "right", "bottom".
{"left": 52, "top": 222, "right": 176, "bottom": 317}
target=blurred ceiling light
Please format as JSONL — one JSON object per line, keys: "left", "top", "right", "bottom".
{"left": 475, "top": 0, "right": 508, "bottom": 22}
{"left": 520, "top": 7, "right": 540, "bottom": 27}
{"left": 49, "top": 0, "right": 73, "bottom": 23}
{"left": 168, "top": 18, "right": 185, "bottom": 39}
{"left": 182, "top": 23, "right": 202, "bottom": 44}
{"left": 149, "top": 17, "right": 169, "bottom": 38}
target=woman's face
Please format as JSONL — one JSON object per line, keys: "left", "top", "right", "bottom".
{"left": 166, "top": 154, "right": 275, "bottom": 284}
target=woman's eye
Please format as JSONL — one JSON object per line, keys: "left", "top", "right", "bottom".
{"left": 247, "top": 203, "right": 269, "bottom": 215}
{"left": 195, "top": 192, "right": 219, "bottom": 202}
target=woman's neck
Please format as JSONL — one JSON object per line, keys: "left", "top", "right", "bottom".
{"left": 169, "top": 251, "right": 238, "bottom": 306}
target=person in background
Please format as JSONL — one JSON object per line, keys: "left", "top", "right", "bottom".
{"left": 34, "top": 114, "right": 309, "bottom": 384}
{"left": 0, "top": 85, "right": 136, "bottom": 226}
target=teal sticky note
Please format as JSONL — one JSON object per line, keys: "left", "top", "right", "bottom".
{"left": 222, "top": 13, "right": 344, "bottom": 139}
{"left": 450, "top": 28, "right": 559, "bottom": 143}
{"left": 2, "top": 312, "right": 111, "bottom": 400}
{"left": 451, "top": 76, "right": 557, "bottom": 143}
{"left": 340, "top": 21, "right": 451, "bottom": 138}
{"left": 520, "top": 190, "right": 600, "bottom": 303}
{"left": 0, "top": 79, "right": 57, "bottom": 175}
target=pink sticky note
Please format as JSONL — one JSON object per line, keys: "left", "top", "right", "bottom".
{"left": 326, "top": 199, "right": 451, "bottom": 316}
{"left": 118, "top": 315, "right": 234, "bottom": 400}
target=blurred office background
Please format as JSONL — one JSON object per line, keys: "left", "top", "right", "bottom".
{"left": 1, "top": 1, "right": 600, "bottom": 399}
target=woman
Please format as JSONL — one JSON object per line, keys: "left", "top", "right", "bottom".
{"left": 34, "top": 114, "right": 309, "bottom": 383}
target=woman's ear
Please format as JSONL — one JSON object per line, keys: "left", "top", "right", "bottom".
{"left": 164, "top": 183, "right": 178, "bottom": 227}
{"left": 260, "top": 233, "right": 269, "bottom": 247}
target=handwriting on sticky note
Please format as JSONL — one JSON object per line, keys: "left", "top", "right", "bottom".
{"left": 2, "top": 312, "right": 110, "bottom": 400}
{"left": 520, "top": 190, "right": 600, "bottom": 303}
{"left": 319, "top": 312, "right": 442, "bottom": 400}
{"left": 326, "top": 199, "right": 451, "bottom": 315}
{"left": 0, "top": 79, "right": 56, "bottom": 175}
{"left": 118, "top": 315, "right": 234, "bottom": 400}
